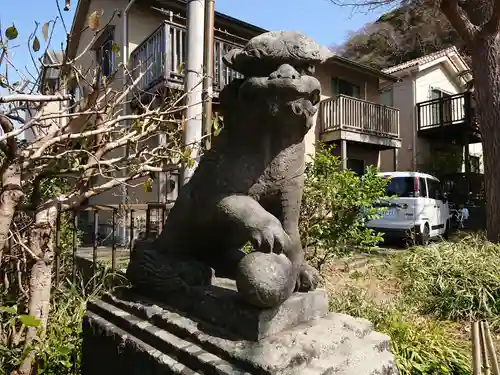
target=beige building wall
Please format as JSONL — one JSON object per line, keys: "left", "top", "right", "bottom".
{"left": 73, "top": 0, "right": 168, "bottom": 208}
{"left": 24, "top": 99, "right": 69, "bottom": 143}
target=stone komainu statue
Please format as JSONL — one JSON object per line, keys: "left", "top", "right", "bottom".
{"left": 127, "top": 31, "right": 332, "bottom": 308}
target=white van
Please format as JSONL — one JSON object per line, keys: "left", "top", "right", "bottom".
{"left": 366, "top": 171, "right": 450, "bottom": 245}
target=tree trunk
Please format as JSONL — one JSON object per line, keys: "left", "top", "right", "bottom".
{"left": 469, "top": 34, "right": 500, "bottom": 242}
{"left": 17, "top": 206, "right": 57, "bottom": 375}
{"left": 0, "top": 115, "right": 23, "bottom": 271}
{"left": 0, "top": 161, "right": 23, "bottom": 268}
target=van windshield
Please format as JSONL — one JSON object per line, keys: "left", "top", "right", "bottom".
{"left": 385, "top": 177, "right": 415, "bottom": 198}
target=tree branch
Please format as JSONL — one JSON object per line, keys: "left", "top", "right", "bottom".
{"left": 440, "top": 0, "right": 479, "bottom": 44}
{"left": 0, "top": 94, "right": 72, "bottom": 104}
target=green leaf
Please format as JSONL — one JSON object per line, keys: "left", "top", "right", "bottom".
{"left": 19, "top": 314, "right": 41, "bottom": 327}
{"left": 0, "top": 305, "right": 17, "bottom": 315}
{"left": 143, "top": 178, "right": 153, "bottom": 193}
{"left": 182, "top": 146, "right": 192, "bottom": 160}
{"left": 57, "top": 346, "right": 71, "bottom": 356}
{"left": 32, "top": 36, "right": 41, "bottom": 52}
{"left": 111, "top": 42, "right": 120, "bottom": 55}
{"left": 213, "top": 116, "right": 222, "bottom": 136}
{"left": 5, "top": 25, "right": 18, "bottom": 40}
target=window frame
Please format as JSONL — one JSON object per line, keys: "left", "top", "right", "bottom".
{"left": 332, "top": 77, "right": 362, "bottom": 99}
{"left": 93, "top": 27, "right": 117, "bottom": 81}
{"left": 427, "top": 178, "right": 443, "bottom": 200}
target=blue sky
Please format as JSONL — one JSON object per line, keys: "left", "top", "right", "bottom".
{"left": 1, "top": 0, "right": 390, "bottom": 83}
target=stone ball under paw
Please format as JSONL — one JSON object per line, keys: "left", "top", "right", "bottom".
{"left": 235, "top": 252, "right": 295, "bottom": 308}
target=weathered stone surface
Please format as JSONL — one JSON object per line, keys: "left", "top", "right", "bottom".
{"left": 82, "top": 289, "right": 398, "bottom": 375}
{"left": 127, "top": 31, "right": 326, "bottom": 309}
{"left": 235, "top": 252, "right": 295, "bottom": 308}
{"left": 223, "top": 30, "right": 333, "bottom": 76}
{"left": 118, "top": 278, "right": 328, "bottom": 341}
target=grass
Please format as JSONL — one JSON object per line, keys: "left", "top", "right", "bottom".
{"left": 392, "top": 234, "right": 500, "bottom": 324}
{"left": 325, "top": 233, "right": 500, "bottom": 375}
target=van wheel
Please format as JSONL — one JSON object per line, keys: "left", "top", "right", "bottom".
{"left": 418, "top": 224, "right": 430, "bottom": 246}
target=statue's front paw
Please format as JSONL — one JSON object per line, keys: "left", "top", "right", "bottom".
{"left": 250, "top": 217, "right": 289, "bottom": 254}
{"left": 295, "top": 262, "right": 322, "bottom": 292}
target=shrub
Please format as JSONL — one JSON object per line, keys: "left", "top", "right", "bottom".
{"left": 300, "top": 144, "right": 389, "bottom": 270}
{"left": 0, "top": 265, "right": 125, "bottom": 375}
{"left": 392, "top": 234, "right": 500, "bottom": 324}
{"left": 329, "top": 287, "right": 471, "bottom": 375}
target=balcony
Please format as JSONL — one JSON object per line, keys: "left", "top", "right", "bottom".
{"left": 319, "top": 95, "right": 401, "bottom": 149}
{"left": 417, "top": 92, "right": 481, "bottom": 144}
{"left": 130, "top": 21, "right": 244, "bottom": 94}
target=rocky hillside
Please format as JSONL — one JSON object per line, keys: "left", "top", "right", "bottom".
{"left": 336, "top": 5, "right": 467, "bottom": 70}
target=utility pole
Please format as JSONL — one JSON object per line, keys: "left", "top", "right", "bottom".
{"left": 119, "top": 0, "right": 137, "bottom": 245}
{"left": 182, "top": 0, "right": 205, "bottom": 185}
{"left": 202, "top": 0, "right": 215, "bottom": 151}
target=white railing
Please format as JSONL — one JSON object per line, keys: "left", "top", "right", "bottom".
{"left": 319, "top": 95, "right": 400, "bottom": 138}
{"left": 417, "top": 92, "right": 471, "bottom": 130}
{"left": 130, "top": 21, "right": 244, "bottom": 92}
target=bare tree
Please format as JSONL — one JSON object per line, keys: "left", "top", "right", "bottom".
{"left": 330, "top": 0, "right": 500, "bottom": 242}
{"left": 0, "top": 9, "right": 194, "bottom": 374}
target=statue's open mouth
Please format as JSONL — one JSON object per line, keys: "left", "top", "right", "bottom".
{"left": 309, "top": 89, "right": 320, "bottom": 106}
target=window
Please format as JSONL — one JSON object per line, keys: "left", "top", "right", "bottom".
{"left": 347, "top": 158, "right": 365, "bottom": 176}
{"left": 380, "top": 88, "right": 393, "bottom": 107}
{"left": 470, "top": 155, "right": 480, "bottom": 173}
{"left": 96, "top": 31, "right": 116, "bottom": 79}
{"left": 418, "top": 177, "right": 427, "bottom": 197}
{"left": 332, "top": 77, "right": 361, "bottom": 98}
{"left": 427, "top": 178, "right": 442, "bottom": 200}
{"left": 385, "top": 177, "right": 415, "bottom": 197}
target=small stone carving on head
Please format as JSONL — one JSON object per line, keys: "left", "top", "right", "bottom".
{"left": 222, "top": 30, "right": 332, "bottom": 78}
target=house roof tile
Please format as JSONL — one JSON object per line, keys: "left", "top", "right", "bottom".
{"left": 382, "top": 46, "right": 461, "bottom": 74}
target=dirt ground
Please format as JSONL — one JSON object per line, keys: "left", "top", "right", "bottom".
{"left": 321, "top": 246, "right": 403, "bottom": 304}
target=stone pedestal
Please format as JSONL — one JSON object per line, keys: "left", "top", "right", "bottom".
{"left": 82, "top": 278, "right": 398, "bottom": 375}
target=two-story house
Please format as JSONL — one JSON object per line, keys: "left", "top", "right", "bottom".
{"left": 35, "top": 0, "right": 403, "bottom": 243}
{"left": 63, "top": 0, "right": 402, "bottom": 198}
{"left": 378, "top": 47, "right": 482, "bottom": 203}
{"left": 379, "top": 47, "right": 482, "bottom": 172}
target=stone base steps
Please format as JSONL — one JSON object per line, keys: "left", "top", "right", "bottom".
{"left": 82, "top": 290, "right": 398, "bottom": 375}
{"left": 84, "top": 299, "right": 248, "bottom": 374}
